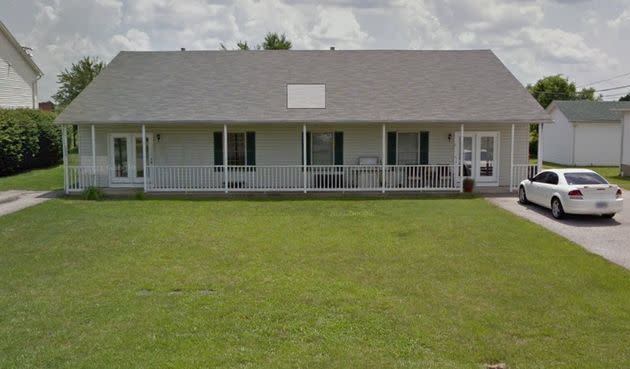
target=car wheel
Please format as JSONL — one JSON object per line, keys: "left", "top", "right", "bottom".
{"left": 518, "top": 186, "right": 529, "bottom": 204}
{"left": 601, "top": 213, "right": 616, "bottom": 219}
{"left": 551, "top": 197, "right": 565, "bottom": 219}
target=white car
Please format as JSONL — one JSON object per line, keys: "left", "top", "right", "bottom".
{"left": 518, "top": 169, "right": 623, "bottom": 219}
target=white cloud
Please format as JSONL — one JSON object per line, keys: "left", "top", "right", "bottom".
{"left": 110, "top": 29, "right": 151, "bottom": 50}
{"left": 520, "top": 27, "right": 615, "bottom": 66}
{"left": 6, "top": 0, "right": 629, "bottom": 101}
{"left": 310, "top": 6, "right": 370, "bottom": 48}
{"left": 608, "top": 8, "right": 630, "bottom": 28}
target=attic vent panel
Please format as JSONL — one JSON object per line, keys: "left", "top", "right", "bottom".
{"left": 287, "top": 84, "right": 325, "bottom": 109}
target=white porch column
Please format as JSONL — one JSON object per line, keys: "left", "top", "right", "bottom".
{"left": 460, "top": 124, "right": 464, "bottom": 193}
{"left": 510, "top": 123, "right": 515, "bottom": 192}
{"left": 223, "top": 124, "right": 228, "bottom": 193}
{"left": 381, "top": 123, "right": 386, "bottom": 193}
{"left": 537, "top": 123, "right": 543, "bottom": 172}
{"left": 62, "top": 125, "right": 69, "bottom": 194}
{"left": 302, "top": 124, "right": 307, "bottom": 193}
{"left": 91, "top": 124, "right": 96, "bottom": 186}
{"left": 142, "top": 124, "right": 147, "bottom": 192}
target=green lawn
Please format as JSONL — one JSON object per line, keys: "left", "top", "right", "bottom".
{"left": 542, "top": 162, "right": 630, "bottom": 190}
{"left": 1, "top": 198, "right": 629, "bottom": 368}
{"left": 0, "top": 154, "right": 77, "bottom": 191}
{"left": 0, "top": 164, "right": 64, "bottom": 191}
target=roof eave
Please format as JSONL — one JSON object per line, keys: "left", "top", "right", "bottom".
{"left": 54, "top": 118, "right": 553, "bottom": 125}
{"left": 0, "top": 21, "right": 43, "bottom": 76}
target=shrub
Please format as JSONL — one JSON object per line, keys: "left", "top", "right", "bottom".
{"left": 0, "top": 109, "right": 60, "bottom": 176}
{"left": 81, "top": 186, "right": 104, "bottom": 201}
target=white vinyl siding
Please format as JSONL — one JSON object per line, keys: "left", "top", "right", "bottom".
{"left": 573, "top": 123, "right": 621, "bottom": 166}
{"left": 0, "top": 28, "right": 38, "bottom": 108}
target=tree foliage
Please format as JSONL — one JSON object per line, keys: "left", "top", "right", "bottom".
{"left": 53, "top": 56, "right": 106, "bottom": 110}
{"left": 526, "top": 75, "right": 601, "bottom": 109}
{"left": 261, "top": 32, "right": 292, "bottom": 50}
{"left": 220, "top": 32, "right": 292, "bottom": 51}
{"left": 0, "top": 109, "right": 60, "bottom": 176}
{"left": 620, "top": 93, "right": 630, "bottom": 102}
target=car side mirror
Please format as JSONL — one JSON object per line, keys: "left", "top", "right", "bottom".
{"left": 527, "top": 177, "right": 533, "bottom": 182}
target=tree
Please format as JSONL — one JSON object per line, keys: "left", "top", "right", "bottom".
{"left": 220, "top": 41, "right": 253, "bottom": 50}
{"left": 220, "top": 32, "right": 292, "bottom": 51}
{"left": 526, "top": 75, "right": 601, "bottom": 109}
{"left": 261, "top": 32, "right": 292, "bottom": 50}
{"left": 53, "top": 56, "right": 106, "bottom": 146}
{"left": 53, "top": 56, "right": 106, "bottom": 110}
{"left": 620, "top": 93, "right": 630, "bottom": 101}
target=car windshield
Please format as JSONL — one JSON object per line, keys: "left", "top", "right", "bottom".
{"left": 564, "top": 172, "right": 608, "bottom": 185}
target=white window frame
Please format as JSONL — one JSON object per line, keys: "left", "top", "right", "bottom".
{"left": 396, "top": 132, "right": 420, "bottom": 165}
{"left": 310, "top": 132, "right": 335, "bottom": 165}
{"left": 227, "top": 132, "right": 247, "bottom": 166}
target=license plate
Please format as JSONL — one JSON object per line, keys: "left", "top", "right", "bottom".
{"left": 596, "top": 202, "right": 608, "bottom": 209}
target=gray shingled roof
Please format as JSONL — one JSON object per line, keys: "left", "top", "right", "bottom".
{"left": 55, "top": 49, "right": 550, "bottom": 124}
{"left": 549, "top": 101, "right": 630, "bottom": 123}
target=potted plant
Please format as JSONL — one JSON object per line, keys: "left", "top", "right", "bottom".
{"left": 463, "top": 177, "right": 475, "bottom": 193}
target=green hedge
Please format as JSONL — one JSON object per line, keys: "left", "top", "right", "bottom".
{"left": 0, "top": 109, "right": 61, "bottom": 176}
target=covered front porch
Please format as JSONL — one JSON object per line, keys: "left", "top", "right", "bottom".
{"left": 61, "top": 122, "right": 541, "bottom": 194}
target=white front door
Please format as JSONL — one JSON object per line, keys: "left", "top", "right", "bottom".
{"left": 455, "top": 131, "right": 499, "bottom": 185}
{"left": 110, "top": 133, "right": 152, "bottom": 185}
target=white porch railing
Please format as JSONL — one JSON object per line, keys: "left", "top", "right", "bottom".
{"left": 67, "top": 166, "right": 110, "bottom": 192}
{"left": 510, "top": 164, "right": 538, "bottom": 191}
{"left": 66, "top": 164, "right": 464, "bottom": 192}
{"left": 384, "top": 165, "right": 459, "bottom": 191}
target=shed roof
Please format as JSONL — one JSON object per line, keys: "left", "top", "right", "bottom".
{"left": 548, "top": 100, "right": 630, "bottom": 123}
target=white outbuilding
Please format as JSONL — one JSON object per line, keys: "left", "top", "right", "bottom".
{"left": 543, "top": 101, "right": 630, "bottom": 166}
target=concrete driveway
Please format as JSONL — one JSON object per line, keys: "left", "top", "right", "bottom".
{"left": 487, "top": 195, "right": 630, "bottom": 271}
{"left": 0, "top": 191, "right": 57, "bottom": 217}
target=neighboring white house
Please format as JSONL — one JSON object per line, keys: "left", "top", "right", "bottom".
{"left": 0, "top": 21, "right": 42, "bottom": 109}
{"left": 543, "top": 101, "right": 630, "bottom": 166}
{"left": 54, "top": 49, "right": 550, "bottom": 194}
{"left": 613, "top": 107, "right": 630, "bottom": 176}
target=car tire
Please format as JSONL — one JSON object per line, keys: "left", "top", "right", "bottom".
{"left": 601, "top": 213, "right": 616, "bottom": 219}
{"left": 518, "top": 186, "right": 529, "bottom": 204}
{"left": 551, "top": 197, "right": 565, "bottom": 219}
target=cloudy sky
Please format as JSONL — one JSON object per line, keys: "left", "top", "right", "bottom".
{"left": 3, "top": 0, "right": 630, "bottom": 101}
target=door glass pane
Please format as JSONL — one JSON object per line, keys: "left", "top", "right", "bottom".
{"left": 398, "top": 133, "right": 419, "bottom": 165}
{"left": 463, "top": 136, "right": 473, "bottom": 176}
{"left": 227, "top": 133, "right": 246, "bottom": 165}
{"left": 135, "top": 137, "right": 144, "bottom": 178}
{"left": 479, "top": 136, "right": 494, "bottom": 177}
{"left": 312, "top": 133, "right": 334, "bottom": 165}
{"left": 114, "top": 137, "right": 128, "bottom": 178}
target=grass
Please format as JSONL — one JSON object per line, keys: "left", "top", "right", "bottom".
{"left": 1, "top": 198, "right": 629, "bottom": 369}
{"left": 540, "top": 161, "right": 630, "bottom": 189}
{"left": 0, "top": 153, "right": 78, "bottom": 192}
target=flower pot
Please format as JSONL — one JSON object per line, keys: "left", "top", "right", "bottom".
{"left": 463, "top": 178, "right": 475, "bottom": 193}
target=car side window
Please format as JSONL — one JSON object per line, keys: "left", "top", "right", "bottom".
{"left": 545, "top": 172, "right": 559, "bottom": 185}
{"left": 532, "top": 172, "right": 548, "bottom": 183}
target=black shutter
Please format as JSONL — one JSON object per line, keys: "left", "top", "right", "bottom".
{"left": 387, "top": 132, "right": 397, "bottom": 165}
{"left": 246, "top": 132, "right": 256, "bottom": 166}
{"left": 301, "top": 132, "right": 312, "bottom": 166}
{"left": 213, "top": 132, "right": 223, "bottom": 166}
{"left": 334, "top": 131, "right": 343, "bottom": 165}
{"left": 419, "top": 131, "right": 429, "bottom": 165}
{"left": 306, "top": 132, "right": 311, "bottom": 165}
